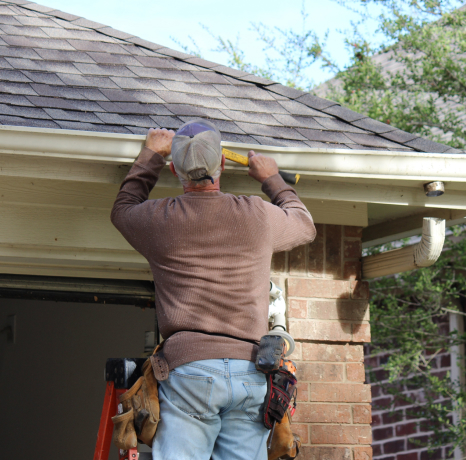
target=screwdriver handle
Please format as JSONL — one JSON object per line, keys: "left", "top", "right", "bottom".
{"left": 279, "top": 170, "right": 300, "bottom": 186}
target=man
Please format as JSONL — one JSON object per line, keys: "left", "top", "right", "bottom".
{"left": 111, "top": 119, "right": 316, "bottom": 460}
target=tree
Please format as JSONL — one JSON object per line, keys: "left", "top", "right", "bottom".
{"left": 325, "top": 0, "right": 466, "bottom": 150}
{"left": 365, "top": 229, "right": 466, "bottom": 454}
{"left": 176, "top": 0, "right": 466, "bottom": 453}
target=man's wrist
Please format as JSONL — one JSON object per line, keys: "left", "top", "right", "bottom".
{"left": 137, "top": 146, "right": 167, "bottom": 164}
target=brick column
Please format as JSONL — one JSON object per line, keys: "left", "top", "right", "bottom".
{"left": 271, "top": 224, "right": 372, "bottom": 460}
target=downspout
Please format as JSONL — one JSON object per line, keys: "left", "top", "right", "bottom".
{"left": 362, "top": 218, "right": 446, "bottom": 279}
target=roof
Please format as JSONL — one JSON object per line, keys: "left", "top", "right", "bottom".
{"left": 0, "top": 0, "right": 457, "bottom": 153}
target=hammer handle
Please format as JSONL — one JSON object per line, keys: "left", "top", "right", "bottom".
{"left": 222, "top": 148, "right": 300, "bottom": 185}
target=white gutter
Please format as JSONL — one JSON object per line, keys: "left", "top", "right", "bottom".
{"left": 362, "top": 218, "right": 446, "bottom": 279}
{"left": 0, "top": 125, "right": 465, "bottom": 181}
{"left": 1, "top": 125, "right": 466, "bottom": 209}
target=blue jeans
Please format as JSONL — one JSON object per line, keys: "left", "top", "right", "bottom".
{"left": 152, "top": 358, "right": 269, "bottom": 460}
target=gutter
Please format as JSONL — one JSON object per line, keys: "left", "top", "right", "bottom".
{"left": 362, "top": 218, "right": 446, "bottom": 279}
{"left": 0, "top": 125, "right": 465, "bottom": 181}
{"left": 1, "top": 125, "right": 466, "bottom": 209}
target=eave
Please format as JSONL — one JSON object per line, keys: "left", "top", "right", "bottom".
{"left": 0, "top": 125, "right": 465, "bottom": 280}
{"left": 1, "top": 125, "right": 465, "bottom": 210}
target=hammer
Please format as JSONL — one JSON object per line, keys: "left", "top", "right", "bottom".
{"left": 222, "top": 148, "right": 300, "bottom": 185}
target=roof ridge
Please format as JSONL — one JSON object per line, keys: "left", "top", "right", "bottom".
{"left": 0, "top": 0, "right": 458, "bottom": 153}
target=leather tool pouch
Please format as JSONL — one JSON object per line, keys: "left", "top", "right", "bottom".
{"left": 112, "top": 343, "right": 164, "bottom": 449}
{"left": 267, "top": 410, "right": 301, "bottom": 460}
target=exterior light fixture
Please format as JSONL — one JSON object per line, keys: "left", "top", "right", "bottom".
{"left": 424, "top": 181, "right": 445, "bottom": 197}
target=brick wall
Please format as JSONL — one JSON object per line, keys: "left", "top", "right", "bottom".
{"left": 271, "top": 224, "right": 372, "bottom": 460}
{"left": 367, "top": 315, "right": 454, "bottom": 460}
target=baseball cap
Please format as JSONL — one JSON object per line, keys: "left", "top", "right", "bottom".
{"left": 171, "top": 119, "right": 222, "bottom": 183}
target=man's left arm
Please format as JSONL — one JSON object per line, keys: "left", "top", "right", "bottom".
{"left": 110, "top": 128, "right": 174, "bottom": 251}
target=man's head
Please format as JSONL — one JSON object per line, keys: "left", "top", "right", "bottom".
{"left": 171, "top": 119, "right": 222, "bottom": 187}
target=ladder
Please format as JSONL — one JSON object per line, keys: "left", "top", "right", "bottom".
{"left": 93, "top": 358, "right": 151, "bottom": 460}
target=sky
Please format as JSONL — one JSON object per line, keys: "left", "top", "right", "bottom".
{"left": 35, "top": 0, "right": 382, "bottom": 87}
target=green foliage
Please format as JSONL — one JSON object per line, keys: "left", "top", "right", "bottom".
{"left": 326, "top": 0, "right": 466, "bottom": 149}
{"left": 368, "top": 225, "right": 466, "bottom": 453}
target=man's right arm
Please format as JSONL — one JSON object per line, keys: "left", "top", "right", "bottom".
{"left": 248, "top": 150, "right": 317, "bottom": 252}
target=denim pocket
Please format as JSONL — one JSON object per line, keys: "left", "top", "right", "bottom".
{"left": 167, "top": 371, "right": 213, "bottom": 417}
{"left": 242, "top": 381, "right": 267, "bottom": 422}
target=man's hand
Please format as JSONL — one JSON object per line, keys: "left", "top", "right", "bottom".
{"left": 145, "top": 128, "right": 175, "bottom": 158}
{"left": 248, "top": 150, "right": 279, "bottom": 183}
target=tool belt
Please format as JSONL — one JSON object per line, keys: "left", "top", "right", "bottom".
{"left": 111, "top": 342, "right": 167, "bottom": 450}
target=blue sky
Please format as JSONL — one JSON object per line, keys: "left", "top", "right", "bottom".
{"left": 37, "top": 0, "right": 381, "bottom": 86}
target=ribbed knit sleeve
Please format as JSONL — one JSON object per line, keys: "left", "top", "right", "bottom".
{"left": 261, "top": 173, "right": 316, "bottom": 252}
{"left": 110, "top": 147, "right": 166, "bottom": 255}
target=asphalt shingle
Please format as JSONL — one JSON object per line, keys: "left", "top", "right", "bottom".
{"left": 132, "top": 91, "right": 164, "bottom": 103}
{"left": 34, "top": 48, "right": 94, "bottom": 63}
{"left": 43, "top": 107, "right": 102, "bottom": 122}
{"left": 277, "top": 100, "right": 331, "bottom": 117}
{"left": 159, "top": 80, "right": 224, "bottom": 97}
{"left": 344, "top": 132, "right": 402, "bottom": 148}
{"left": 87, "top": 52, "right": 141, "bottom": 66}
{"left": 0, "top": 102, "right": 50, "bottom": 118}
{"left": 99, "top": 88, "right": 139, "bottom": 102}
{"left": 73, "top": 62, "right": 137, "bottom": 77}
{"left": 110, "top": 77, "right": 164, "bottom": 91}
{"left": 0, "top": 57, "right": 13, "bottom": 69}
{"left": 404, "top": 137, "right": 451, "bottom": 153}
{"left": 0, "top": 0, "right": 451, "bottom": 153}
{"left": 26, "top": 95, "right": 103, "bottom": 111}
{"left": 220, "top": 132, "right": 260, "bottom": 144}
{"left": 31, "top": 82, "right": 87, "bottom": 99}
{"left": 0, "top": 14, "right": 22, "bottom": 25}
{"left": 2, "top": 35, "right": 75, "bottom": 49}
{"left": 213, "top": 84, "right": 275, "bottom": 101}
{"left": 134, "top": 55, "right": 177, "bottom": 69}
{"left": 150, "top": 115, "right": 183, "bottom": 129}
{"left": 0, "top": 23, "right": 49, "bottom": 37}
{"left": 297, "top": 128, "right": 354, "bottom": 144}
{"left": 0, "top": 113, "right": 58, "bottom": 128}
{"left": 0, "top": 93, "right": 34, "bottom": 105}
{"left": 272, "top": 114, "right": 324, "bottom": 129}
{"left": 190, "top": 71, "right": 230, "bottom": 85}
{"left": 0, "top": 68, "right": 32, "bottom": 82}
{"left": 322, "top": 105, "right": 366, "bottom": 122}
{"left": 267, "top": 84, "right": 304, "bottom": 100}
{"left": 297, "top": 94, "right": 338, "bottom": 111}
{"left": 0, "top": 45, "right": 41, "bottom": 59}
{"left": 219, "top": 109, "right": 280, "bottom": 126}
{"left": 236, "top": 122, "right": 307, "bottom": 140}
{"left": 47, "top": 10, "right": 80, "bottom": 22}
{"left": 17, "top": 16, "right": 58, "bottom": 26}
{"left": 0, "top": 80, "right": 36, "bottom": 94}
{"left": 76, "top": 88, "right": 108, "bottom": 101}
{"left": 5, "top": 56, "right": 41, "bottom": 70}
{"left": 314, "top": 117, "right": 368, "bottom": 134}
{"left": 351, "top": 117, "right": 397, "bottom": 134}
{"left": 67, "top": 39, "right": 130, "bottom": 54}
{"left": 379, "top": 129, "right": 419, "bottom": 144}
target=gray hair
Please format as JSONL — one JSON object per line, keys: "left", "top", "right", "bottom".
{"left": 176, "top": 164, "right": 222, "bottom": 188}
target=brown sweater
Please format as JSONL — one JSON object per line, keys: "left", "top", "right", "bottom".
{"left": 111, "top": 147, "right": 316, "bottom": 369}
